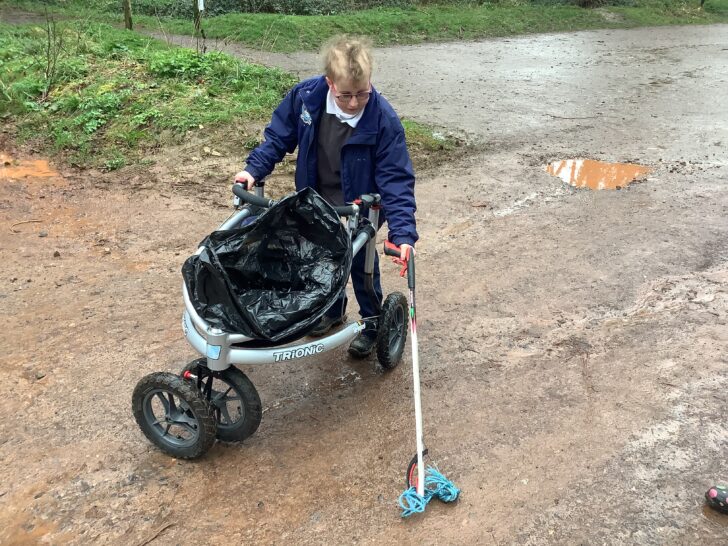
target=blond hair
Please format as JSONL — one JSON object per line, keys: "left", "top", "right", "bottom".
{"left": 321, "top": 35, "right": 373, "bottom": 84}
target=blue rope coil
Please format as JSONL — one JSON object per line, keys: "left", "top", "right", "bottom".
{"left": 398, "top": 466, "right": 460, "bottom": 517}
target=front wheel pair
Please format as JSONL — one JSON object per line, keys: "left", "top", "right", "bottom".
{"left": 132, "top": 361, "right": 261, "bottom": 459}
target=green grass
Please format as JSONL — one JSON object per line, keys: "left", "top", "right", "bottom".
{"left": 0, "top": 21, "right": 297, "bottom": 168}
{"left": 4, "top": 1, "right": 728, "bottom": 52}
{"left": 402, "top": 119, "right": 456, "bottom": 151}
{"left": 0, "top": 19, "right": 461, "bottom": 170}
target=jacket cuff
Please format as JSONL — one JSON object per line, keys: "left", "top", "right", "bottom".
{"left": 244, "top": 164, "right": 265, "bottom": 182}
{"left": 390, "top": 235, "right": 416, "bottom": 247}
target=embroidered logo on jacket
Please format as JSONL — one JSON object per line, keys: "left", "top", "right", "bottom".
{"left": 300, "top": 105, "right": 312, "bottom": 125}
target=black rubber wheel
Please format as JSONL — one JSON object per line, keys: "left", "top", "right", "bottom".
{"left": 132, "top": 372, "right": 217, "bottom": 459}
{"left": 376, "top": 292, "right": 409, "bottom": 369}
{"left": 182, "top": 360, "right": 262, "bottom": 443}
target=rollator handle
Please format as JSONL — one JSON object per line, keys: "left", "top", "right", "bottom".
{"left": 232, "top": 183, "right": 274, "bottom": 208}
{"left": 233, "top": 183, "right": 362, "bottom": 218}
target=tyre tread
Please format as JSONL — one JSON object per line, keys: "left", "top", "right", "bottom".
{"left": 377, "top": 292, "right": 409, "bottom": 370}
{"left": 183, "top": 360, "right": 262, "bottom": 442}
{"left": 132, "top": 372, "right": 217, "bottom": 459}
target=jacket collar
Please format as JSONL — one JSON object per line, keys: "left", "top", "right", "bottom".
{"left": 300, "top": 76, "right": 329, "bottom": 121}
{"left": 345, "top": 90, "right": 379, "bottom": 146}
{"left": 302, "top": 76, "right": 380, "bottom": 146}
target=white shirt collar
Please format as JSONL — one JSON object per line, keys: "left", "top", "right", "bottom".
{"left": 326, "top": 89, "right": 365, "bottom": 128}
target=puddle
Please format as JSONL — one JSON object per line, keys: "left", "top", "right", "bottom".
{"left": 545, "top": 159, "right": 651, "bottom": 190}
{"left": 1, "top": 152, "right": 58, "bottom": 180}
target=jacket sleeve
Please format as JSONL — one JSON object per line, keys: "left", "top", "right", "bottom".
{"left": 375, "top": 120, "right": 418, "bottom": 247}
{"left": 244, "top": 86, "right": 300, "bottom": 181}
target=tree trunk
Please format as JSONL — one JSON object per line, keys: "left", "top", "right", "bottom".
{"left": 193, "top": 0, "right": 200, "bottom": 33}
{"left": 122, "top": 0, "right": 132, "bottom": 30}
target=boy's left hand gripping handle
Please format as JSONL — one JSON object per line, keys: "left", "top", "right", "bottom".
{"left": 384, "top": 240, "right": 415, "bottom": 290}
{"left": 233, "top": 183, "right": 274, "bottom": 208}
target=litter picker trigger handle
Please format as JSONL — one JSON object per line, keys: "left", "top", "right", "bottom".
{"left": 383, "top": 240, "right": 415, "bottom": 290}
{"left": 383, "top": 240, "right": 402, "bottom": 257}
{"left": 232, "top": 183, "right": 273, "bottom": 208}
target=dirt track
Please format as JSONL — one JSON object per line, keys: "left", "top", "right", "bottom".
{"left": 2, "top": 22, "right": 728, "bottom": 545}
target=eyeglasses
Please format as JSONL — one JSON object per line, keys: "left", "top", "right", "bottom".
{"left": 335, "top": 90, "right": 372, "bottom": 102}
{"left": 333, "top": 83, "right": 372, "bottom": 103}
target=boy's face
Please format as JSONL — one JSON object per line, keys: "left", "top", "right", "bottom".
{"left": 326, "top": 77, "right": 371, "bottom": 116}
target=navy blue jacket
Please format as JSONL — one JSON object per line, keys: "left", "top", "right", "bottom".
{"left": 245, "top": 76, "right": 418, "bottom": 247}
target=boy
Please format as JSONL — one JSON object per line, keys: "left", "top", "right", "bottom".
{"left": 234, "top": 35, "right": 417, "bottom": 358}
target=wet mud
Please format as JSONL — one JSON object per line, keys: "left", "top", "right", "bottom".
{"left": 1, "top": 152, "right": 58, "bottom": 180}
{"left": 2, "top": 22, "right": 728, "bottom": 546}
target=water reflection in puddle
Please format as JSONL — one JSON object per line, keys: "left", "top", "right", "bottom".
{"left": 545, "top": 159, "right": 651, "bottom": 190}
{"left": 1, "top": 152, "right": 58, "bottom": 180}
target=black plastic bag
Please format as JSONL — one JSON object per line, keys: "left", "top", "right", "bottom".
{"left": 182, "top": 188, "right": 352, "bottom": 342}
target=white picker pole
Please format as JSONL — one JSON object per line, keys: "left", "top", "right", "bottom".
{"left": 409, "top": 284, "right": 425, "bottom": 497}
{"left": 383, "top": 241, "right": 425, "bottom": 497}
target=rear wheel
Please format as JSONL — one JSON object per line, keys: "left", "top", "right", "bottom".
{"left": 377, "top": 292, "right": 408, "bottom": 369}
{"left": 182, "top": 359, "right": 262, "bottom": 443}
{"left": 132, "top": 372, "right": 217, "bottom": 459}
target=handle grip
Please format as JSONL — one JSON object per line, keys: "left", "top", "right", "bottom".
{"left": 384, "top": 240, "right": 401, "bottom": 257}
{"left": 333, "top": 204, "right": 358, "bottom": 217}
{"left": 383, "top": 240, "right": 415, "bottom": 290}
{"left": 233, "top": 183, "right": 359, "bottom": 218}
{"left": 232, "top": 183, "right": 274, "bottom": 208}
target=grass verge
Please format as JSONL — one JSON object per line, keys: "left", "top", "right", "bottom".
{"left": 3, "top": 1, "right": 728, "bottom": 52}
{"left": 0, "top": 20, "right": 461, "bottom": 171}
{"left": 0, "top": 21, "right": 296, "bottom": 169}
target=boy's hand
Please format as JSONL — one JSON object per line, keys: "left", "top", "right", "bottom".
{"left": 234, "top": 170, "right": 255, "bottom": 190}
{"left": 399, "top": 244, "right": 415, "bottom": 261}
{"left": 384, "top": 240, "right": 416, "bottom": 278}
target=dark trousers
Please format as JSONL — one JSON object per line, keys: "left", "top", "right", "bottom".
{"left": 326, "top": 248, "right": 383, "bottom": 328}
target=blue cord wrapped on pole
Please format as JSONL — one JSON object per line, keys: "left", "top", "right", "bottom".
{"left": 398, "top": 466, "right": 461, "bottom": 517}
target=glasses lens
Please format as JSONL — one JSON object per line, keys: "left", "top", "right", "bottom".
{"left": 336, "top": 91, "right": 371, "bottom": 102}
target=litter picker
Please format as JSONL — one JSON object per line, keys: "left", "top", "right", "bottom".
{"left": 384, "top": 241, "right": 460, "bottom": 517}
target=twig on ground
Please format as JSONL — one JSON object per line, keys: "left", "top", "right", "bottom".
{"left": 135, "top": 522, "right": 175, "bottom": 546}
{"left": 545, "top": 114, "right": 600, "bottom": 120}
{"left": 10, "top": 220, "right": 42, "bottom": 233}
{"left": 154, "top": 9, "right": 169, "bottom": 45}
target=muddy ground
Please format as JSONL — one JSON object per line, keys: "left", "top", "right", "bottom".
{"left": 2, "top": 21, "right": 728, "bottom": 545}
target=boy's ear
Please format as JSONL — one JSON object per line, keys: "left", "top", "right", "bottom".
{"left": 325, "top": 76, "right": 334, "bottom": 89}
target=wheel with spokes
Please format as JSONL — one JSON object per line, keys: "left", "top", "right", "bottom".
{"left": 132, "top": 372, "right": 217, "bottom": 459}
{"left": 182, "top": 360, "right": 262, "bottom": 443}
{"left": 377, "top": 292, "right": 408, "bottom": 369}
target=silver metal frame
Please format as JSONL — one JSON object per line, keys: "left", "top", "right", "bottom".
{"left": 182, "top": 188, "right": 380, "bottom": 372}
